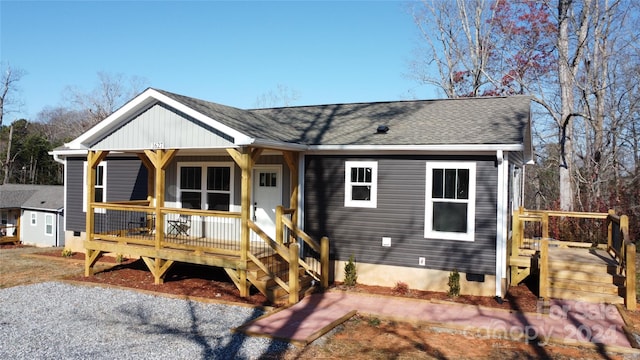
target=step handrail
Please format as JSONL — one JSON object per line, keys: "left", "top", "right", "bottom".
{"left": 277, "top": 206, "right": 329, "bottom": 289}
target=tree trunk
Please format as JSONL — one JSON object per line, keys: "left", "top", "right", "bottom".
{"left": 557, "top": 0, "right": 575, "bottom": 211}
{"left": 3, "top": 125, "right": 12, "bottom": 184}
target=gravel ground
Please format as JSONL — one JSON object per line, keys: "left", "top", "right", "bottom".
{"left": 0, "top": 282, "right": 292, "bottom": 359}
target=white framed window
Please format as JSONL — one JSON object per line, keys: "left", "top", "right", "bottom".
{"left": 344, "top": 161, "right": 378, "bottom": 208}
{"left": 30, "top": 213, "right": 37, "bottom": 226}
{"left": 83, "top": 161, "right": 107, "bottom": 213}
{"left": 425, "top": 162, "right": 476, "bottom": 241}
{"left": 178, "top": 162, "right": 234, "bottom": 211}
{"left": 45, "top": 214, "right": 54, "bottom": 236}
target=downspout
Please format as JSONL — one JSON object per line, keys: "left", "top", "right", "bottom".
{"left": 495, "top": 150, "right": 505, "bottom": 300}
{"left": 52, "top": 153, "right": 67, "bottom": 247}
{"left": 297, "top": 154, "right": 305, "bottom": 258}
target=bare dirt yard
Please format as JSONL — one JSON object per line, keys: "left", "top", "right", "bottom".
{"left": 2, "top": 244, "right": 638, "bottom": 359}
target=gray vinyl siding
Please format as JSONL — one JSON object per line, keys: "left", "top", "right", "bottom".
{"left": 92, "top": 103, "right": 234, "bottom": 150}
{"left": 304, "top": 155, "right": 498, "bottom": 275}
{"left": 66, "top": 157, "right": 148, "bottom": 232}
{"left": 21, "top": 210, "right": 64, "bottom": 247}
{"left": 508, "top": 151, "right": 524, "bottom": 166}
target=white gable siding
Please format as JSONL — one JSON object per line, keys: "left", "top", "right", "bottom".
{"left": 92, "top": 103, "right": 235, "bottom": 151}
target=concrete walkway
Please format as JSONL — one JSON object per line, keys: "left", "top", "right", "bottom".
{"left": 237, "top": 291, "right": 636, "bottom": 351}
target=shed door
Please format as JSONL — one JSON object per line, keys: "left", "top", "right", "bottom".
{"left": 252, "top": 166, "right": 282, "bottom": 240}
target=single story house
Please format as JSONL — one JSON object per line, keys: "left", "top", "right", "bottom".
{"left": 51, "top": 88, "right": 532, "bottom": 301}
{"left": 0, "top": 184, "right": 65, "bottom": 247}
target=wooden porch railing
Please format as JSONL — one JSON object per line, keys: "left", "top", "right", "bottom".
{"left": 607, "top": 212, "right": 636, "bottom": 310}
{"left": 89, "top": 201, "right": 242, "bottom": 257}
{"left": 247, "top": 206, "right": 329, "bottom": 304}
{"left": 0, "top": 224, "right": 19, "bottom": 244}
{"left": 512, "top": 207, "right": 636, "bottom": 310}
{"left": 87, "top": 201, "right": 329, "bottom": 304}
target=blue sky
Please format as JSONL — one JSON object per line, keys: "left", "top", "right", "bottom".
{"left": 1, "top": 1, "right": 436, "bottom": 122}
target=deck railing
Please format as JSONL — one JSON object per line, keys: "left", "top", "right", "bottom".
{"left": 607, "top": 212, "right": 636, "bottom": 310}
{"left": 512, "top": 207, "right": 636, "bottom": 310}
{"left": 247, "top": 206, "right": 329, "bottom": 303}
{"left": 88, "top": 201, "right": 329, "bottom": 304}
{"left": 512, "top": 208, "right": 612, "bottom": 254}
{"left": 0, "top": 224, "right": 19, "bottom": 244}
{"left": 89, "top": 201, "right": 242, "bottom": 256}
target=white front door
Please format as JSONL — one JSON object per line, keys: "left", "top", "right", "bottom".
{"left": 252, "top": 166, "right": 282, "bottom": 240}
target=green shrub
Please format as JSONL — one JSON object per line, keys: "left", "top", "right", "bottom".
{"left": 61, "top": 248, "right": 73, "bottom": 258}
{"left": 115, "top": 253, "right": 124, "bottom": 264}
{"left": 368, "top": 317, "right": 381, "bottom": 327}
{"left": 448, "top": 269, "right": 460, "bottom": 298}
{"left": 344, "top": 255, "right": 358, "bottom": 286}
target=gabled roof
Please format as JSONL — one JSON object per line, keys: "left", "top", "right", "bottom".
{"left": 0, "top": 184, "right": 64, "bottom": 211}
{"left": 55, "top": 88, "right": 532, "bottom": 159}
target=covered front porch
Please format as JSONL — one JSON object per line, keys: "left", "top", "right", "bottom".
{"left": 0, "top": 209, "right": 20, "bottom": 245}
{"left": 84, "top": 147, "right": 329, "bottom": 305}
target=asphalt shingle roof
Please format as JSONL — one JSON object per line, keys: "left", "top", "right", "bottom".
{"left": 156, "top": 89, "right": 531, "bottom": 147}
{"left": 0, "top": 184, "right": 63, "bottom": 211}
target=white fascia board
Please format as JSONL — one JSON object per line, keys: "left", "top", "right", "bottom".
{"left": 50, "top": 149, "right": 89, "bottom": 157}
{"left": 64, "top": 88, "right": 253, "bottom": 150}
{"left": 307, "top": 144, "right": 524, "bottom": 154}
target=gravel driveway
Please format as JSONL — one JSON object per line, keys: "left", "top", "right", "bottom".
{"left": 0, "top": 282, "right": 291, "bottom": 359}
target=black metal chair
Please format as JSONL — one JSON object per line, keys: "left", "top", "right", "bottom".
{"left": 168, "top": 215, "right": 190, "bottom": 236}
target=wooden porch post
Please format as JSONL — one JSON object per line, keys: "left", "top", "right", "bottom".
{"left": 321, "top": 236, "right": 329, "bottom": 289}
{"left": 227, "top": 147, "right": 263, "bottom": 298}
{"left": 137, "top": 152, "right": 156, "bottom": 204}
{"left": 84, "top": 150, "right": 109, "bottom": 277}
{"left": 539, "top": 238, "right": 549, "bottom": 300}
{"left": 289, "top": 242, "right": 300, "bottom": 304}
{"left": 511, "top": 207, "right": 523, "bottom": 256}
{"left": 283, "top": 152, "right": 299, "bottom": 227}
{"left": 607, "top": 209, "right": 615, "bottom": 250}
{"left": 144, "top": 149, "right": 177, "bottom": 250}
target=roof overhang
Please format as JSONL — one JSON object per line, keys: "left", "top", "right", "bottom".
{"left": 307, "top": 144, "right": 525, "bottom": 155}
{"left": 63, "top": 88, "right": 254, "bottom": 151}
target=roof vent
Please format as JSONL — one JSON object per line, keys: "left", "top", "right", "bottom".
{"left": 376, "top": 125, "right": 389, "bottom": 134}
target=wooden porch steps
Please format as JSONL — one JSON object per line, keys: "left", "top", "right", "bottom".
{"left": 246, "top": 255, "right": 317, "bottom": 304}
{"left": 548, "top": 289, "right": 624, "bottom": 305}
{"left": 546, "top": 250, "right": 624, "bottom": 304}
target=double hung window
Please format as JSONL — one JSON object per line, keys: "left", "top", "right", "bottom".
{"left": 344, "top": 161, "right": 378, "bottom": 208}
{"left": 425, "top": 162, "right": 476, "bottom": 241}
{"left": 178, "top": 163, "right": 232, "bottom": 211}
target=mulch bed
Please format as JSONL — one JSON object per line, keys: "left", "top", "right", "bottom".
{"left": 27, "top": 248, "right": 540, "bottom": 312}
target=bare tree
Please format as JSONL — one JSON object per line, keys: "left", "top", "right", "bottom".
{"left": 409, "top": 0, "right": 638, "bottom": 213}
{"left": 63, "top": 71, "right": 147, "bottom": 127}
{"left": 253, "top": 84, "right": 300, "bottom": 108}
{"left": 0, "top": 63, "right": 26, "bottom": 127}
{"left": 409, "top": 0, "right": 495, "bottom": 97}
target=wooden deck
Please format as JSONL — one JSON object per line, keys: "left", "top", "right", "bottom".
{"left": 510, "top": 208, "right": 636, "bottom": 309}
{"left": 548, "top": 247, "right": 618, "bottom": 266}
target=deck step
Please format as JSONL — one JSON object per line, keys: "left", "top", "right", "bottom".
{"left": 549, "top": 278, "right": 620, "bottom": 295}
{"left": 268, "top": 275, "right": 314, "bottom": 300}
{"left": 549, "top": 260, "right": 616, "bottom": 273}
{"left": 550, "top": 269, "right": 623, "bottom": 284}
{"left": 549, "top": 288, "right": 624, "bottom": 304}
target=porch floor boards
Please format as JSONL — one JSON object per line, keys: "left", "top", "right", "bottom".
{"left": 548, "top": 247, "right": 617, "bottom": 267}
